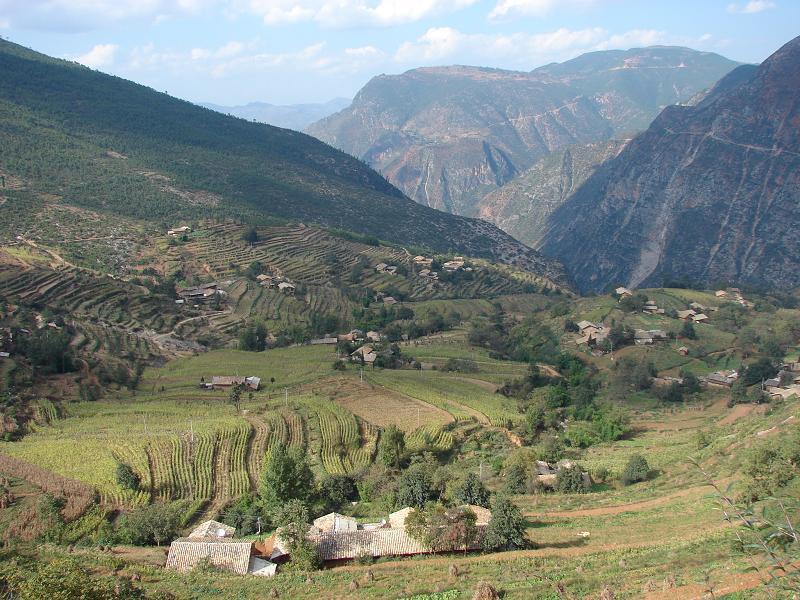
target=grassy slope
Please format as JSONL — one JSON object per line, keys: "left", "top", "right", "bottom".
{"left": 0, "top": 39, "right": 564, "bottom": 280}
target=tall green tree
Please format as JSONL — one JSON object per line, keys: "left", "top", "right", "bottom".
{"left": 483, "top": 495, "right": 528, "bottom": 551}
{"left": 453, "top": 472, "right": 490, "bottom": 507}
{"left": 259, "top": 445, "right": 315, "bottom": 507}
{"left": 378, "top": 424, "right": 406, "bottom": 468}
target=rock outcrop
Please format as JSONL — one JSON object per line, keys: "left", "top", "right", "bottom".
{"left": 540, "top": 36, "right": 800, "bottom": 292}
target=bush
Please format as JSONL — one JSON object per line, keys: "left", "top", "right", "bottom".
{"left": 115, "top": 463, "right": 140, "bottom": 491}
{"left": 118, "top": 502, "right": 181, "bottom": 546}
{"left": 621, "top": 455, "right": 650, "bottom": 486}
{"left": 556, "top": 465, "right": 590, "bottom": 493}
{"left": 443, "top": 358, "right": 479, "bottom": 373}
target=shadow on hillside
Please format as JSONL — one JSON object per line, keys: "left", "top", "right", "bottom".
{"left": 532, "top": 537, "right": 590, "bottom": 550}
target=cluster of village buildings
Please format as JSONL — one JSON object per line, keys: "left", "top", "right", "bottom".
{"left": 166, "top": 505, "right": 492, "bottom": 577}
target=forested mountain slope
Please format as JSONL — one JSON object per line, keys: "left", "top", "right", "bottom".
{"left": 0, "top": 39, "right": 562, "bottom": 280}
{"left": 540, "top": 36, "right": 800, "bottom": 292}
{"left": 307, "top": 47, "right": 738, "bottom": 217}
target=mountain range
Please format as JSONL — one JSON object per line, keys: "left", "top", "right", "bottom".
{"left": 0, "top": 39, "right": 564, "bottom": 284}
{"left": 200, "top": 97, "right": 350, "bottom": 131}
{"left": 540, "top": 35, "right": 800, "bottom": 292}
{"left": 307, "top": 47, "right": 739, "bottom": 220}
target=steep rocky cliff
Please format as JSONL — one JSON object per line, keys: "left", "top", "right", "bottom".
{"left": 479, "top": 139, "right": 628, "bottom": 247}
{"left": 540, "top": 36, "right": 800, "bottom": 292}
{"left": 307, "top": 48, "right": 738, "bottom": 217}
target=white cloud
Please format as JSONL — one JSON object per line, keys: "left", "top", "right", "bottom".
{"left": 241, "top": 0, "right": 477, "bottom": 27}
{"left": 489, "top": 0, "right": 597, "bottom": 20}
{"left": 0, "top": 0, "right": 217, "bottom": 31}
{"left": 76, "top": 43, "right": 119, "bottom": 68}
{"left": 395, "top": 26, "right": 668, "bottom": 66}
{"left": 727, "top": 1, "right": 776, "bottom": 14}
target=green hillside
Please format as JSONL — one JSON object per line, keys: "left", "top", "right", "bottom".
{"left": 0, "top": 38, "right": 563, "bottom": 281}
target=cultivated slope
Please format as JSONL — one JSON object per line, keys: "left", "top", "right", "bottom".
{"left": 307, "top": 47, "right": 738, "bottom": 216}
{"left": 540, "top": 36, "right": 800, "bottom": 292}
{"left": 0, "top": 39, "right": 563, "bottom": 281}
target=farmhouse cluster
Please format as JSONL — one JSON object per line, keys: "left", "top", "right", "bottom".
{"left": 166, "top": 505, "right": 492, "bottom": 577}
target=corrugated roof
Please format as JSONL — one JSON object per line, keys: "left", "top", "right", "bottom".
{"left": 189, "top": 520, "right": 235, "bottom": 538}
{"left": 165, "top": 538, "right": 253, "bottom": 575}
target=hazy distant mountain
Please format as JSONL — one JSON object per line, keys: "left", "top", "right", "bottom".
{"left": 540, "top": 36, "right": 800, "bottom": 292}
{"left": 201, "top": 98, "right": 350, "bottom": 130}
{"left": 307, "top": 47, "right": 739, "bottom": 217}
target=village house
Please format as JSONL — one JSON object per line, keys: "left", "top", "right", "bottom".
{"left": 310, "top": 336, "right": 338, "bottom": 345}
{"left": 351, "top": 345, "right": 377, "bottom": 365}
{"left": 177, "top": 283, "right": 223, "bottom": 303}
{"left": 704, "top": 370, "right": 739, "bottom": 388}
{"left": 277, "top": 281, "right": 296, "bottom": 295}
{"left": 271, "top": 507, "right": 491, "bottom": 563}
{"left": 375, "top": 263, "right": 399, "bottom": 274}
{"left": 366, "top": 331, "right": 381, "bottom": 342}
{"left": 691, "top": 313, "right": 709, "bottom": 324}
{"left": 634, "top": 330, "right": 654, "bottom": 345}
{"left": 677, "top": 346, "right": 690, "bottom": 356}
{"left": 676, "top": 309, "right": 696, "bottom": 320}
{"left": 442, "top": 258, "right": 465, "bottom": 271}
{"left": 715, "top": 290, "right": 727, "bottom": 298}
{"left": 642, "top": 300, "right": 665, "bottom": 315}
{"left": 208, "top": 376, "right": 261, "bottom": 391}
{"left": 166, "top": 520, "right": 276, "bottom": 577}
{"left": 383, "top": 296, "right": 398, "bottom": 305}
{"left": 167, "top": 226, "right": 192, "bottom": 236}
{"left": 689, "top": 302, "right": 707, "bottom": 312}
{"left": 413, "top": 255, "right": 434, "bottom": 267}
{"left": 615, "top": 286, "right": 633, "bottom": 298}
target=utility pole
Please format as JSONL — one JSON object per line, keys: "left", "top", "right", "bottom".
{"left": 256, "top": 516, "right": 262, "bottom": 535}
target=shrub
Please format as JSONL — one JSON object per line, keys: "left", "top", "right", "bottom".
{"left": 556, "top": 465, "right": 590, "bottom": 494}
{"left": 115, "top": 463, "right": 140, "bottom": 491}
{"left": 119, "top": 502, "right": 181, "bottom": 546}
{"left": 443, "top": 358, "right": 479, "bottom": 373}
{"left": 621, "top": 455, "right": 650, "bottom": 486}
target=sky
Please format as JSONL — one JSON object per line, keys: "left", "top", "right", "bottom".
{"left": 0, "top": 1, "right": 796, "bottom": 106}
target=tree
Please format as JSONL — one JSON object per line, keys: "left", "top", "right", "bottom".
{"left": 222, "top": 493, "right": 268, "bottom": 536}
{"left": 242, "top": 227, "right": 259, "bottom": 244}
{"left": 273, "top": 499, "right": 321, "bottom": 572}
{"left": 319, "top": 474, "right": 358, "bottom": 511}
{"left": 680, "top": 320, "right": 697, "bottom": 340}
{"left": 396, "top": 462, "right": 437, "bottom": 508}
{"left": 120, "top": 502, "right": 181, "bottom": 546}
{"left": 115, "top": 462, "right": 140, "bottom": 491}
{"left": 378, "top": 424, "right": 406, "bottom": 468}
{"left": 228, "top": 383, "right": 243, "bottom": 412}
{"left": 5, "top": 558, "right": 144, "bottom": 600}
{"left": 503, "top": 463, "right": 528, "bottom": 494}
{"left": 483, "top": 495, "right": 528, "bottom": 551}
{"left": 742, "top": 357, "right": 778, "bottom": 386}
{"left": 453, "top": 472, "right": 490, "bottom": 507}
{"left": 621, "top": 454, "right": 650, "bottom": 486}
{"left": 259, "top": 445, "right": 315, "bottom": 507}
{"left": 556, "top": 464, "right": 590, "bottom": 493}
{"left": 238, "top": 322, "right": 268, "bottom": 352}
{"left": 406, "top": 505, "right": 480, "bottom": 554}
